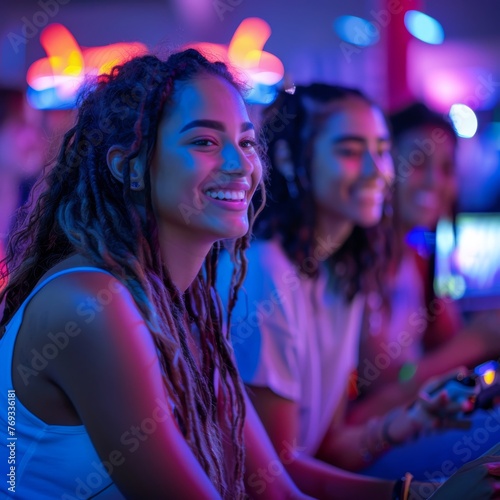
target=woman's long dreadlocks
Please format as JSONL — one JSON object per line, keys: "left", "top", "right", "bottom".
{"left": 0, "top": 48, "right": 264, "bottom": 499}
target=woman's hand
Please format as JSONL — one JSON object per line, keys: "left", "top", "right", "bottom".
{"left": 382, "top": 369, "right": 476, "bottom": 445}
{"left": 413, "top": 368, "right": 477, "bottom": 428}
{"left": 428, "top": 456, "right": 500, "bottom": 499}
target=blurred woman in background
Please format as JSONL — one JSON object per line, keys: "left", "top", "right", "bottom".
{"left": 218, "top": 84, "right": 481, "bottom": 498}
{"left": 349, "top": 102, "right": 500, "bottom": 481}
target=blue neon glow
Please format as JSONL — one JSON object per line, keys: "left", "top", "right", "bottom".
{"left": 334, "top": 15, "right": 380, "bottom": 47}
{"left": 27, "top": 87, "right": 76, "bottom": 110}
{"left": 245, "top": 82, "right": 279, "bottom": 105}
{"left": 449, "top": 104, "right": 478, "bottom": 138}
{"left": 404, "top": 10, "right": 444, "bottom": 45}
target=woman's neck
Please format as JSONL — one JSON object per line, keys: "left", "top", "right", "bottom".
{"left": 45, "top": 237, "right": 211, "bottom": 294}
{"left": 157, "top": 227, "right": 212, "bottom": 293}
{"left": 314, "top": 216, "right": 353, "bottom": 260}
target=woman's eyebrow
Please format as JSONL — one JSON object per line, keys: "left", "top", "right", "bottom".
{"left": 332, "top": 135, "right": 366, "bottom": 144}
{"left": 332, "top": 135, "right": 392, "bottom": 144}
{"left": 180, "top": 120, "right": 255, "bottom": 133}
{"left": 180, "top": 119, "right": 224, "bottom": 132}
{"left": 241, "top": 122, "right": 255, "bottom": 132}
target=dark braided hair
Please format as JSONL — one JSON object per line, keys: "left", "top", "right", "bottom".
{"left": 0, "top": 48, "right": 263, "bottom": 499}
{"left": 254, "top": 83, "right": 393, "bottom": 300}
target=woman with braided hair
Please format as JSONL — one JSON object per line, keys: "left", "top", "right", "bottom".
{"left": 0, "top": 48, "right": 308, "bottom": 499}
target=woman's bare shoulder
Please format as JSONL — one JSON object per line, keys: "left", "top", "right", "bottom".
{"left": 22, "top": 255, "right": 136, "bottom": 352}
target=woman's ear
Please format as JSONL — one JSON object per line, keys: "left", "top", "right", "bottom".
{"left": 106, "top": 146, "right": 145, "bottom": 191}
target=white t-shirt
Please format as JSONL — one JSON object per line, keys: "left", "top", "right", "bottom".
{"left": 218, "top": 239, "right": 364, "bottom": 455}
{"left": 357, "top": 252, "right": 426, "bottom": 394}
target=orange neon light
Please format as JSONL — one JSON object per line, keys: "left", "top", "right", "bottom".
{"left": 187, "top": 17, "right": 284, "bottom": 86}
{"left": 27, "top": 24, "right": 148, "bottom": 92}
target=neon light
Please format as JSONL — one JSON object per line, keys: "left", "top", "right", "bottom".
{"left": 187, "top": 17, "right": 284, "bottom": 99}
{"left": 405, "top": 10, "right": 444, "bottom": 45}
{"left": 334, "top": 15, "right": 379, "bottom": 47}
{"left": 449, "top": 104, "right": 478, "bottom": 138}
{"left": 483, "top": 370, "right": 496, "bottom": 386}
{"left": 26, "top": 24, "right": 148, "bottom": 109}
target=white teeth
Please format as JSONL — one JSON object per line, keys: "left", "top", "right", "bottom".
{"left": 205, "top": 190, "right": 245, "bottom": 201}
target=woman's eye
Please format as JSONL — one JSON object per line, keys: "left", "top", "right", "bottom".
{"left": 378, "top": 148, "right": 391, "bottom": 157}
{"left": 240, "top": 139, "right": 257, "bottom": 149}
{"left": 192, "top": 138, "right": 216, "bottom": 147}
{"left": 337, "top": 147, "right": 363, "bottom": 158}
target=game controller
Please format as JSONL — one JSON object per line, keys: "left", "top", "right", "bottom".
{"left": 471, "top": 359, "right": 500, "bottom": 410}
{"left": 427, "top": 360, "right": 500, "bottom": 414}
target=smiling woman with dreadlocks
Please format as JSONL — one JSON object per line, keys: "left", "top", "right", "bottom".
{"left": 0, "top": 49, "right": 309, "bottom": 499}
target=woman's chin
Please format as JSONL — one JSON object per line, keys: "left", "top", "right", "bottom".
{"left": 356, "top": 208, "right": 385, "bottom": 228}
{"left": 210, "top": 222, "right": 250, "bottom": 242}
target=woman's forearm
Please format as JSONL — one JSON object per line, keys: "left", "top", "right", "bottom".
{"left": 284, "top": 453, "right": 395, "bottom": 500}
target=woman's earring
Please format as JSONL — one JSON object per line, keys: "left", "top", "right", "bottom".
{"left": 131, "top": 181, "right": 142, "bottom": 190}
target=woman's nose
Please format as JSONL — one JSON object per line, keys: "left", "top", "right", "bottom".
{"left": 363, "top": 150, "right": 394, "bottom": 182}
{"left": 221, "top": 143, "right": 253, "bottom": 175}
